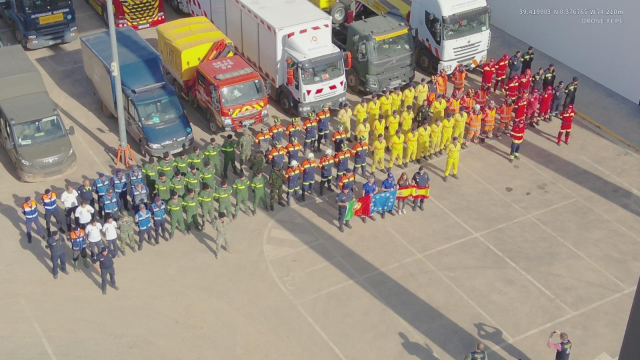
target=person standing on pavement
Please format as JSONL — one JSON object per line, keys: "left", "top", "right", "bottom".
{"left": 233, "top": 171, "right": 251, "bottom": 217}
{"left": 185, "top": 164, "right": 201, "bottom": 194}
{"left": 204, "top": 138, "right": 222, "bottom": 175}
{"left": 286, "top": 117, "right": 302, "bottom": 144}
{"left": 77, "top": 179, "right": 95, "bottom": 210}
{"left": 268, "top": 141, "right": 286, "bottom": 170}
{"left": 417, "top": 121, "right": 431, "bottom": 163}
{"left": 388, "top": 129, "right": 405, "bottom": 171}
{"left": 142, "top": 157, "right": 159, "bottom": 194}
{"left": 285, "top": 161, "right": 302, "bottom": 206}
{"left": 170, "top": 170, "right": 186, "bottom": 198}
{"left": 269, "top": 165, "right": 286, "bottom": 210}
{"left": 302, "top": 114, "right": 318, "bottom": 152}
{"left": 111, "top": 169, "right": 129, "bottom": 211}
{"left": 200, "top": 160, "right": 216, "bottom": 191}
{"left": 380, "top": 173, "right": 397, "bottom": 219}
{"left": 40, "top": 189, "right": 65, "bottom": 236}
{"left": 150, "top": 196, "right": 167, "bottom": 243}
{"left": 134, "top": 203, "right": 153, "bottom": 250}
{"left": 92, "top": 246, "right": 119, "bottom": 295}
{"left": 118, "top": 210, "right": 136, "bottom": 254}
{"left": 531, "top": 67, "right": 545, "bottom": 93}
{"left": 411, "top": 166, "right": 429, "bottom": 211}
{"left": 361, "top": 176, "right": 378, "bottom": 222}
{"left": 167, "top": 191, "right": 186, "bottom": 239}
{"left": 464, "top": 342, "right": 487, "bottom": 360}
{"left": 316, "top": 105, "right": 331, "bottom": 151}
{"left": 299, "top": 153, "right": 317, "bottom": 202}
{"left": 251, "top": 170, "right": 269, "bottom": 214}
{"left": 173, "top": 151, "right": 189, "bottom": 177}
{"left": 551, "top": 81, "right": 566, "bottom": 117}
{"left": 367, "top": 94, "right": 381, "bottom": 128}
{"left": 248, "top": 149, "right": 266, "bottom": 178}
{"left": 508, "top": 51, "right": 521, "bottom": 79}
{"left": 353, "top": 98, "right": 368, "bottom": 137}
{"left": 337, "top": 103, "right": 353, "bottom": 141}
{"left": 85, "top": 218, "right": 103, "bottom": 256}
{"left": 92, "top": 173, "right": 110, "bottom": 219}
{"left": 563, "top": 77, "right": 579, "bottom": 109}
{"left": 46, "top": 231, "right": 68, "bottom": 279}
{"left": 547, "top": 330, "right": 572, "bottom": 360}
{"left": 493, "top": 54, "right": 509, "bottom": 93}
{"left": 214, "top": 180, "right": 234, "bottom": 220}
{"left": 74, "top": 200, "right": 94, "bottom": 230}
{"left": 542, "top": 64, "right": 556, "bottom": 89}
{"left": 520, "top": 46, "right": 534, "bottom": 74}
{"left": 336, "top": 184, "right": 353, "bottom": 233}
{"left": 158, "top": 151, "right": 175, "bottom": 181}
{"left": 60, "top": 185, "right": 78, "bottom": 232}
{"left": 557, "top": 104, "right": 575, "bottom": 145}
{"left": 352, "top": 136, "right": 368, "bottom": 178}
{"left": 128, "top": 164, "right": 144, "bottom": 187}
{"left": 443, "top": 137, "right": 461, "bottom": 182}
{"left": 414, "top": 78, "right": 428, "bottom": 114}
{"left": 130, "top": 181, "right": 150, "bottom": 211}
{"left": 99, "top": 188, "right": 120, "bottom": 221}
{"left": 183, "top": 187, "right": 201, "bottom": 232}
{"left": 69, "top": 226, "right": 90, "bottom": 271}
{"left": 221, "top": 134, "right": 239, "bottom": 178}
{"left": 285, "top": 137, "right": 303, "bottom": 165}
{"left": 238, "top": 129, "right": 255, "bottom": 168}
{"left": 214, "top": 212, "right": 230, "bottom": 259}
{"left": 396, "top": 172, "right": 410, "bottom": 215}
{"left": 270, "top": 116, "right": 285, "bottom": 145}
{"left": 198, "top": 183, "right": 216, "bottom": 228}
{"left": 188, "top": 146, "right": 204, "bottom": 172}
{"left": 155, "top": 172, "right": 172, "bottom": 203}
{"left": 102, "top": 216, "right": 119, "bottom": 257}
{"left": 509, "top": 119, "right": 527, "bottom": 162}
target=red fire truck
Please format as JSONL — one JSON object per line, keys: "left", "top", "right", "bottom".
{"left": 86, "top": 0, "right": 165, "bottom": 30}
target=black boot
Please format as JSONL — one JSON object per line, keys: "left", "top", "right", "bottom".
{"left": 328, "top": 184, "right": 334, "bottom": 192}
{"left": 301, "top": 193, "right": 306, "bottom": 202}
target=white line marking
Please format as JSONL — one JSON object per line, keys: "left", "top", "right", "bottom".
{"left": 580, "top": 155, "right": 640, "bottom": 196}
{"left": 22, "top": 298, "right": 57, "bottom": 360}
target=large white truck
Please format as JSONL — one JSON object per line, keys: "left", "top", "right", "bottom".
{"left": 324, "top": 0, "right": 491, "bottom": 74}
{"left": 190, "top": 0, "right": 348, "bottom": 116}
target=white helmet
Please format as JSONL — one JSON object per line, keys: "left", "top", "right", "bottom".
{"left": 474, "top": 104, "right": 481, "bottom": 112}
{"left": 325, "top": 149, "right": 333, "bottom": 156}
{"left": 290, "top": 160, "right": 299, "bottom": 167}
{"left": 307, "top": 152, "right": 315, "bottom": 160}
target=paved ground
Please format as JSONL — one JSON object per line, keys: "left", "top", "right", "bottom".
{"left": 0, "top": 3, "right": 638, "bottom": 360}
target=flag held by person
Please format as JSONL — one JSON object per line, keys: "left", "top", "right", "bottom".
{"left": 397, "top": 185, "right": 413, "bottom": 200}
{"left": 412, "top": 185, "right": 430, "bottom": 199}
{"left": 370, "top": 189, "right": 397, "bottom": 214}
{"left": 345, "top": 195, "right": 371, "bottom": 221}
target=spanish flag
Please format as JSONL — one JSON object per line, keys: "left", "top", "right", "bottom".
{"left": 412, "top": 185, "right": 430, "bottom": 200}
{"left": 397, "top": 185, "right": 413, "bottom": 200}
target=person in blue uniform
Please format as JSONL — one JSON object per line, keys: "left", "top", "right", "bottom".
{"left": 46, "top": 231, "right": 68, "bottom": 279}
{"left": 380, "top": 173, "right": 397, "bottom": 219}
{"left": 150, "top": 196, "right": 166, "bottom": 243}
{"left": 411, "top": 166, "right": 430, "bottom": 211}
{"left": 134, "top": 204, "right": 153, "bottom": 250}
{"left": 92, "top": 246, "right": 119, "bottom": 295}
{"left": 110, "top": 169, "right": 129, "bottom": 211}
{"left": 99, "top": 188, "right": 121, "bottom": 221}
{"left": 92, "top": 173, "right": 110, "bottom": 219}
{"left": 336, "top": 183, "right": 354, "bottom": 233}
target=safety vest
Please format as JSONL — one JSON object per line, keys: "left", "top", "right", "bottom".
{"left": 498, "top": 104, "right": 514, "bottom": 123}
{"left": 22, "top": 200, "right": 38, "bottom": 218}
{"left": 285, "top": 142, "right": 302, "bottom": 156}
{"left": 436, "top": 76, "right": 447, "bottom": 94}
{"left": 442, "top": 117, "right": 455, "bottom": 131}
{"left": 319, "top": 155, "right": 334, "bottom": 178}
{"left": 129, "top": 171, "right": 143, "bottom": 187}
{"left": 367, "top": 100, "right": 380, "bottom": 116}
{"left": 454, "top": 113, "right": 467, "bottom": 131}
{"left": 301, "top": 160, "right": 318, "bottom": 182}
{"left": 372, "top": 140, "right": 386, "bottom": 155}
{"left": 355, "top": 123, "right": 370, "bottom": 138}
{"left": 286, "top": 123, "right": 302, "bottom": 139}
{"left": 188, "top": 154, "right": 202, "bottom": 167}
{"left": 469, "top": 350, "right": 487, "bottom": 360}
{"left": 474, "top": 90, "right": 488, "bottom": 107}
{"left": 391, "top": 92, "right": 402, "bottom": 108}
{"left": 452, "top": 71, "right": 465, "bottom": 88}
{"left": 372, "top": 119, "right": 385, "bottom": 135}
{"left": 316, "top": 110, "right": 331, "bottom": 131}
{"left": 197, "top": 191, "right": 214, "bottom": 204}
{"left": 461, "top": 95, "right": 474, "bottom": 112}
{"left": 285, "top": 166, "right": 301, "bottom": 184}
{"left": 69, "top": 230, "right": 87, "bottom": 250}
{"left": 430, "top": 123, "right": 443, "bottom": 138}
{"left": 268, "top": 147, "right": 286, "bottom": 163}
{"left": 447, "top": 142, "right": 461, "bottom": 159}
{"left": 468, "top": 112, "right": 482, "bottom": 130}
{"left": 102, "top": 195, "right": 119, "bottom": 213}
{"left": 334, "top": 150, "right": 351, "bottom": 170}
{"left": 415, "top": 83, "right": 428, "bottom": 99}
{"left": 379, "top": 95, "right": 392, "bottom": 113}
{"left": 483, "top": 107, "right": 496, "bottom": 126}
{"left": 94, "top": 178, "right": 110, "bottom": 196}
{"left": 112, "top": 175, "right": 128, "bottom": 193}
{"left": 269, "top": 124, "right": 285, "bottom": 139}
{"left": 387, "top": 115, "right": 400, "bottom": 132}
{"left": 332, "top": 130, "right": 347, "bottom": 144}
{"left": 353, "top": 142, "right": 368, "bottom": 163}
{"left": 353, "top": 104, "right": 367, "bottom": 121}
{"left": 418, "top": 126, "right": 431, "bottom": 143}
{"left": 151, "top": 202, "right": 166, "bottom": 220}
{"left": 555, "top": 340, "right": 572, "bottom": 360}
{"left": 135, "top": 210, "right": 152, "bottom": 230}
{"left": 400, "top": 112, "right": 413, "bottom": 130}
{"left": 403, "top": 88, "right": 415, "bottom": 105}
{"left": 41, "top": 193, "right": 58, "bottom": 212}
{"left": 131, "top": 186, "right": 149, "bottom": 205}
{"left": 338, "top": 173, "right": 355, "bottom": 190}
{"left": 255, "top": 131, "right": 271, "bottom": 145}
{"left": 447, "top": 98, "right": 460, "bottom": 113}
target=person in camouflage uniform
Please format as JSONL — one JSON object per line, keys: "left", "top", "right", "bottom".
{"left": 238, "top": 129, "right": 255, "bottom": 168}
{"left": 198, "top": 183, "right": 216, "bottom": 230}
{"left": 200, "top": 160, "right": 216, "bottom": 192}
{"left": 248, "top": 149, "right": 266, "bottom": 178}
{"left": 214, "top": 179, "right": 234, "bottom": 219}
{"left": 155, "top": 172, "right": 172, "bottom": 202}
{"left": 188, "top": 146, "right": 204, "bottom": 171}
{"left": 167, "top": 191, "right": 186, "bottom": 239}
{"left": 158, "top": 152, "right": 175, "bottom": 180}
{"left": 185, "top": 165, "right": 201, "bottom": 193}
{"left": 269, "top": 164, "right": 286, "bottom": 211}
{"left": 174, "top": 151, "right": 189, "bottom": 176}
{"left": 221, "top": 134, "right": 239, "bottom": 178}
{"left": 233, "top": 171, "right": 250, "bottom": 218}
{"left": 251, "top": 170, "right": 269, "bottom": 215}
{"left": 142, "top": 157, "right": 159, "bottom": 195}
{"left": 118, "top": 210, "right": 137, "bottom": 255}
{"left": 214, "top": 212, "right": 230, "bottom": 259}
{"left": 183, "top": 187, "right": 200, "bottom": 233}
{"left": 204, "top": 137, "right": 222, "bottom": 175}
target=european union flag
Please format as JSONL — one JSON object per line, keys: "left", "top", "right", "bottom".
{"left": 370, "top": 189, "right": 397, "bottom": 214}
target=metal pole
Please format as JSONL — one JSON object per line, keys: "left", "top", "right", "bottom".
{"left": 105, "top": 0, "right": 127, "bottom": 149}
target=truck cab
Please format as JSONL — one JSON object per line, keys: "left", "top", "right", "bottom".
{"left": 86, "top": 0, "right": 165, "bottom": 30}
{"left": 1, "top": 0, "right": 78, "bottom": 49}
{"left": 333, "top": 14, "right": 414, "bottom": 93}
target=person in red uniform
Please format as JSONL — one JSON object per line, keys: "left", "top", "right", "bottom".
{"left": 526, "top": 88, "right": 540, "bottom": 127}
{"left": 481, "top": 58, "right": 496, "bottom": 88}
{"left": 547, "top": 330, "right": 572, "bottom": 360}
{"left": 538, "top": 85, "right": 553, "bottom": 122}
{"left": 473, "top": 85, "right": 489, "bottom": 109}
{"left": 518, "top": 72, "right": 531, "bottom": 95}
{"left": 493, "top": 53, "right": 509, "bottom": 93}
{"left": 557, "top": 104, "right": 575, "bottom": 145}
{"left": 505, "top": 74, "right": 520, "bottom": 101}
{"left": 461, "top": 88, "right": 475, "bottom": 113}
{"left": 509, "top": 119, "right": 526, "bottom": 162}
{"left": 514, "top": 89, "right": 529, "bottom": 123}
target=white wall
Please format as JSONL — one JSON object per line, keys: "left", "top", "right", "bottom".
{"left": 487, "top": 0, "right": 640, "bottom": 103}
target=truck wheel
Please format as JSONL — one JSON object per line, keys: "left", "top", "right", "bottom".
{"left": 138, "top": 140, "right": 148, "bottom": 158}
{"left": 207, "top": 111, "right": 219, "bottom": 135}
{"left": 101, "top": 102, "right": 114, "bottom": 118}
{"left": 346, "top": 69, "right": 359, "bottom": 93}
{"left": 173, "top": 80, "right": 185, "bottom": 99}
{"left": 171, "top": 0, "right": 180, "bottom": 12}
{"left": 330, "top": 3, "right": 347, "bottom": 24}
{"left": 14, "top": 29, "right": 24, "bottom": 47}
{"left": 279, "top": 92, "right": 295, "bottom": 115}
{"left": 416, "top": 49, "right": 433, "bottom": 73}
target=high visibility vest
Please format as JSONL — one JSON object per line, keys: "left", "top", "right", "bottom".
{"left": 430, "top": 123, "right": 443, "bottom": 138}
{"left": 372, "top": 140, "right": 386, "bottom": 155}
{"left": 391, "top": 92, "right": 402, "bottom": 108}
{"left": 442, "top": 117, "right": 455, "bottom": 131}
{"left": 301, "top": 160, "right": 318, "bottom": 182}
{"left": 474, "top": 90, "right": 488, "bottom": 107}
{"left": 41, "top": 193, "right": 58, "bottom": 212}
{"left": 379, "top": 96, "right": 392, "bottom": 112}
{"left": 151, "top": 202, "right": 166, "bottom": 220}
{"left": 447, "top": 98, "right": 460, "bottom": 113}
{"left": 483, "top": 108, "right": 496, "bottom": 126}
{"left": 436, "top": 76, "right": 447, "bottom": 94}
{"left": 129, "top": 171, "right": 143, "bottom": 187}
{"left": 285, "top": 167, "right": 301, "bottom": 182}
{"left": 402, "top": 89, "right": 415, "bottom": 105}
{"left": 452, "top": 71, "right": 466, "bottom": 88}
{"left": 22, "top": 200, "right": 38, "bottom": 218}
{"left": 372, "top": 120, "right": 385, "bottom": 135}
{"left": 112, "top": 175, "right": 128, "bottom": 193}
{"left": 498, "top": 105, "right": 514, "bottom": 122}
{"left": 94, "top": 178, "right": 110, "bottom": 196}
{"left": 135, "top": 210, "right": 152, "bottom": 230}
{"left": 353, "top": 142, "right": 368, "bottom": 164}
{"left": 447, "top": 142, "right": 461, "bottom": 159}
{"left": 69, "top": 230, "right": 87, "bottom": 250}
{"left": 338, "top": 174, "right": 355, "bottom": 190}
{"left": 415, "top": 84, "right": 428, "bottom": 99}
{"left": 102, "top": 195, "right": 119, "bottom": 213}
{"left": 468, "top": 113, "right": 482, "bottom": 130}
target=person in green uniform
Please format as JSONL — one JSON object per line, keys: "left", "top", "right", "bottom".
{"left": 170, "top": 170, "right": 186, "bottom": 197}
{"left": 204, "top": 137, "right": 222, "bottom": 175}
{"left": 174, "top": 151, "right": 189, "bottom": 176}
{"left": 221, "top": 134, "right": 239, "bottom": 178}
{"left": 167, "top": 191, "right": 185, "bottom": 239}
{"left": 185, "top": 164, "right": 201, "bottom": 193}
{"left": 200, "top": 160, "right": 215, "bottom": 192}
{"left": 188, "top": 146, "right": 204, "bottom": 171}
{"left": 118, "top": 210, "right": 137, "bottom": 255}
{"left": 233, "top": 171, "right": 250, "bottom": 218}
{"left": 142, "top": 157, "right": 159, "bottom": 195}
{"left": 183, "top": 187, "right": 200, "bottom": 233}
{"left": 158, "top": 152, "right": 175, "bottom": 180}
{"left": 214, "top": 179, "right": 234, "bottom": 219}
{"left": 155, "top": 172, "right": 172, "bottom": 203}
{"left": 214, "top": 212, "right": 229, "bottom": 259}
{"left": 251, "top": 170, "right": 269, "bottom": 215}
{"left": 269, "top": 164, "right": 285, "bottom": 211}
{"left": 197, "top": 183, "right": 216, "bottom": 230}
{"left": 248, "top": 149, "right": 266, "bottom": 178}
{"left": 238, "top": 129, "right": 255, "bottom": 168}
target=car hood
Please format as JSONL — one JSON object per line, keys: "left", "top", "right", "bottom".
{"left": 142, "top": 116, "right": 191, "bottom": 145}
{"left": 18, "top": 137, "right": 73, "bottom": 166}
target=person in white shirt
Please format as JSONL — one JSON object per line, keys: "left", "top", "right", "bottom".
{"left": 74, "top": 201, "right": 94, "bottom": 230}
{"left": 60, "top": 185, "right": 79, "bottom": 232}
{"left": 102, "top": 216, "right": 120, "bottom": 257}
{"left": 85, "top": 218, "right": 103, "bottom": 255}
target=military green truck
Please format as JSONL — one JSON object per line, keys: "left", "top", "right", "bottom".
{"left": 333, "top": 13, "right": 414, "bottom": 93}
{"left": 0, "top": 45, "right": 76, "bottom": 181}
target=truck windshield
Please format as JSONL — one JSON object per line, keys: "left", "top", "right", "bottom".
{"left": 13, "top": 115, "right": 66, "bottom": 147}
{"left": 219, "top": 80, "right": 266, "bottom": 108}
{"left": 369, "top": 32, "right": 413, "bottom": 61}
{"left": 443, "top": 8, "right": 490, "bottom": 40}
{"left": 137, "top": 96, "right": 183, "bottom": 126}
{"left": 300, "top": 60, "right": 344, "bottom": 86}
{"left": 25, "top": 0, "right": 72, "bottom": 13}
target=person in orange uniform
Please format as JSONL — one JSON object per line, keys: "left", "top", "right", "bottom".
{"left": 465, "top": 105, "right": 483, "bottom": 145}
{"left": 255, "top": 125, "right": 272, "bottom": 154}
{"left": 22, "top": 196, "right": 45, "bottom": 243}
{"left": 404, "top": 126, "right": 419, "bottom": 165}
{"left": 402, "top": 83, "right": 416, "bottom": 111}
{"left": 427, "top": 75, "right": 438, "bottom": 105}
{"left": 496, "top": 99, "right": 515, "bottom": 139}
{"left": 334, "top": 143, "right": 353, "bottom": 185}
{"left": 505, "top": 74, "right": 520, "bottom": 102}
{"left": 509, "top": 119, "right": 526, "bottom": 162}
{"left": 461, "top": 88, "right": 475, "bottom": 113}
{"left": 473, "top": 84, "right": 489, "bottom": 109}
{"left": 367, "top": 94, "right": 381, "bottom": 127}
{"left": 447, "top": 91, "right": 461, "bottom": 118}
{"left": 285, "top": 137, "right": 303, "bottom": 164}
{"left": 436, "top": 69, "right": 448, "bottom": 97}
{"left": 353, "top": 98, "right": 368, "bottom": 138}
{"left": 400, "top": 106, "right": 414, "bottom": 137}
{"left": 557, "top": 104, "right": 575, "bottom": 146}
{"left": 390, "top": 87, "right": 403, "bottom": 115}
{"left": 538, "top": 85, "right": 554, "bottom": 123}
{"left": 429, "top": 117, "right": 443, "bottom": 158}
{"left": 379, "top": 89, "right": 392, "bottom": 119}
{"left": 417, "top": 121, "right": 431, "bottom": 162}
{"left": 481, "top": 58, "right": 496, "bottom": 88}
{"left": 269, "top": 117, "right": 285, "bottom": 145}
{"left": 440, "top": 113, "right": 455, "bottom": 154}
{"left": 386, "top": 109, "right": 400, "bottom": 145}
{"left": 388, "top": 129, "right": 405, "bottom": 170}
{"left": 414, "top": 78, "right": 428, "bottom": 115}
{"left": 481, "top": 100, "right": 497, "bottom": 142}
{"left": 371, "top": 133, "right": 387, "bottom": 173}
{"left": 268, "top": 142, "right": 287, "bottom": 170}
{"left": 451, "top": 64, "right": 467, "bottom": 93}
{"left": 429, "top": 93, "right": 447, "bottom": 124}
{"left": 337, "top": 169, "right": 356, "bottom": 191}
{"left": 332, "top": 124, "right": 348, "bottom": 153}
{"left": 318, "top": 149, "right": 335, "bottom": 195}
{"left": 452, "top": 107, "right": 467, "bottom": 143}
{"left": 372, "top": 114, "right": 386, "bottom": 144}
{"left": 300, "top": 152, "right": 318, "bottom": 201}
{"left": 285, "top": 117, "right": 303, "bottom": 143}
{"left": 316, "top": 105, "right": 331, "bottom": 151}
{"left": 493, "top": 53, "right": 509, "bottom": 93}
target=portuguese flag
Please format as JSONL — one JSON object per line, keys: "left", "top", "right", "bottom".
{"left": 345, "top": 195, "right": 371, "bottom": 221}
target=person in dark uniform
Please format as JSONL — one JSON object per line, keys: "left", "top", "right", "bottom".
{"left": 92, "top": 246, "right": 119, "bottom": 295}
{"left": 411, "top": 166, "right": 430, "bottom": 211}
{"left": 563, "top": 77, "right": 579, "bottom": 110}
{"left": 335, "top": 183, "right": 353, "bottom": 233}
{"left": 77, "top": 179, "right": 96, "bottom": 213}
{"left": 520, "top": 46, "right": 534, "bottom": 75}
{"left": 46, "top": 231, "right": 68, "bottom": 279}
{"left": 547, "top": 330, "right": 572, "bottom": 360}
{"left": 464, "top": 342, "right": 487, "bottom": 360}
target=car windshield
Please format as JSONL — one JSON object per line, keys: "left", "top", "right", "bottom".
{"left": 369, "top": 32, "right": 413, "bottom": 60}
{"left": 13, "top": 115, "right": 66, "bottom": 147}
{"left": 443, "top": 8, "right": 490, "bottom": 40}
{"left": 300, "top": 60, "right": 344, "bottom": 85}
{"left": 137, "top": 96, "right": 183, "bottom": 126}
{"left": 219, "top": 80, "right": 266, "bottom": 108}
{"left": 25, "top": 0, "right": 71, "bottom": 13}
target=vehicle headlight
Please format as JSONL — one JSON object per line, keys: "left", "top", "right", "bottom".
{"left": 68, "top": 148, "right": 75, "bottom": 156}
{"left": 28, "top": 35, "right": 37, "bottom": 40}
{"left": 367, "top": 76, "right": 378, "bottom": 88}
{"left": 222, "top": 117, "right": 232, "bottom": 126}
{"left": 300, "top": 106, "right": 311, "bottom": 112}
{"left": 443, "top": 64, "right": 453, "bottom": 73}
{"left": 70, "top": 27, "right": 77, "bottom": 32}
{"left": 261, "top": 108, "right": 268, "bottom": 117}
{"left": 149, "top": 143, "right": 163, "bottom": 149}
{"left": 19, "top": 157, "right": 31, "bottom": 166}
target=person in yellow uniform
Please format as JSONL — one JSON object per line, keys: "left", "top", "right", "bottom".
{"left": 386, "top": 109, "right": 400, "bottom": 145}
{"left": 355, "top": 119, "right": 371, "bottom": 146}
{"left": 400, "top": 106, "right": 414, "bottom": 137}
{"left": 337, "top": 103, "right": 353, "bottom": 142}
{"left": 443, "top": 137, "right": 461, "bottom": 182}
{"left": 440, "top": 114, "right": 455, "bottom": 155}
{"left": 414, "top": 78, "right": 428, "bottom": 115}
{"left": 372, "top": 114, "right": 385, "bottom": 144}
{"left": 452, "top": 108, "right": 467, "bottom": 144}
{"left": 390, "top": 86, "right": 403, "bottom": 115}
{"left": 367, "top": 94, "right": 381, "bottom": 127}
{"left": 371, "top": 133, "right": 387, "bottom": 174}
{"left": 404, "top": 126, "right": 419, "bottom": 165}
{"left": 379, "top": 89, "right": 392, "bottom": 118}
{"left": 402, "top": 83, "right": 416, "bottom": 112}
{"left": 429, "top": 118, "right": 443, "bottom": 159}
{"left": 416, "top": 121, "right": 431, "bottom": 162}
{"left": 353, "top": 98, "right": 368, "bottom": 133}
{"left": 429, "top": 93, "right": 447, "bottom": 123}
{"left": 388, "top": 129, "right": 405, "bottom": 170}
